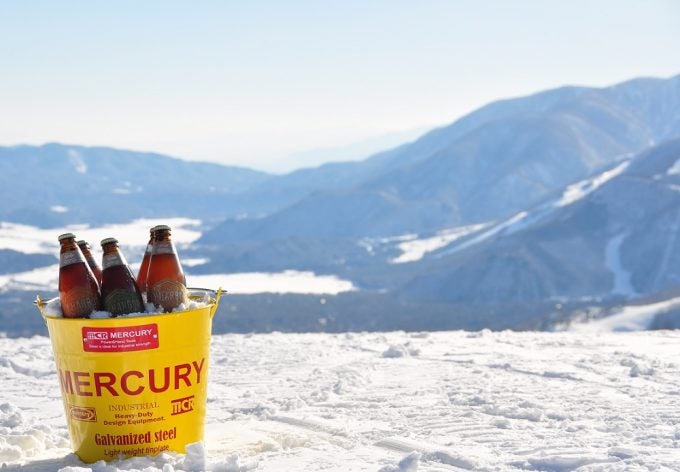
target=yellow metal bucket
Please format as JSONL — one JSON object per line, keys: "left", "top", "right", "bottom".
{"left": 35, "top": 289, "right": 222, "bottom": 463}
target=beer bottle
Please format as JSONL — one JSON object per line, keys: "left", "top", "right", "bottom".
{"left": 136, "top": 228, "right": 154, "bottom": 294}
{"left": 77, "top": 240, "right": 102, "bottom": 286}
{"left": 146, "top": 225, "right": 188, "bottom": 311}
{"left": 100, "top": 238, "right": 145, "bottom": 316}
{"left": 58, "top": 233, "right": 101, "bottom": 318}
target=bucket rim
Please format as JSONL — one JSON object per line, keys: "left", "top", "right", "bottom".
{"left": 35, "top": 287, "right": 223, "bottom": 321}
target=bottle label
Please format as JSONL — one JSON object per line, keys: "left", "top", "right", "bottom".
{"left": 149, "top": 279, "right": 187, "bottom": 311}
{"left": 60, "top": 250, "right": 86, "bottom": 268}
{"left": 82, "top": 324, "right": 159, "bottom": 353}
{"left": 102, "top": 253, "right": 125, "bottom": 270}
{"left": 152, "top": 242, "right": 175, "bottom": 255}
{"left": 104, "top": 289, "right": 144, "bottom": 316}
{"left": 61, "top": 286, "right": 99, "bottom": 318}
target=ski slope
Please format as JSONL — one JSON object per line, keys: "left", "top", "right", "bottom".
{"left": 2, "top": 330, "right": 680, "bottom": 471}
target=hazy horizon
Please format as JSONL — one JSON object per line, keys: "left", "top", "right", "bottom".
{"left": 1, "top": 1, "right": 679, "bottom": 171}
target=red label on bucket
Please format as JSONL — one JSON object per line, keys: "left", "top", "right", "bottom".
{"left": 82, "top": 324, "right": 159, "bottom": 353}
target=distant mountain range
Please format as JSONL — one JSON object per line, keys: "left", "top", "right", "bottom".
{"left": 2, "top": 74, "right": 680, "bottom": 335}
{"left": 202, "top": 75, "right": 680, "bottom": 240}
{"left": 0, "top": 144, "right": 271, "bottom": 226}
{"left": 399, "top": 139, "right": 680, "bottom": 304}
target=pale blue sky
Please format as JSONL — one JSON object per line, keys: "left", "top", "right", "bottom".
{"left": 1, "top": 1, "right": 679, "bottom": 172}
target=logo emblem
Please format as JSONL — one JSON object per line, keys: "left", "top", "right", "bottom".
{"left": 171, "top": 395, "right": 195, "bottom": 415}
{"left": 86, "top": 331, "right": 108, "bottom": 340}
{"left": 69, "top": 405, "right": 97, "bottom": 422}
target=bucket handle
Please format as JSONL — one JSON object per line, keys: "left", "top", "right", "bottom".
{"left": 34, "top": 295, "right": 49, "bottom": 324}
{"left": 210, "top": 287, "right": 223, "bottom": 319}
{"left": 188, "top": 287, "right": 224, "bottom": 319}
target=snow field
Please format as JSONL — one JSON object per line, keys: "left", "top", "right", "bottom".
{"left": 389, "top": 224, "right": 490, "bottom": 264}
{"left": 0, "top": 218, "right": 201, "bottom": 255}
{"left": 0, "top": 219, "right": 355, "bottom": 295}
{"left": 2, "top": 330, "right": 680, "bottom": 471}
{"left": 0, "top": 266, "right": 355, "bottom": 296}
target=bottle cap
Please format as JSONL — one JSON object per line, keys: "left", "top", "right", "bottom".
{"left": 100, "top": 237, "right": 118, "bottom": 246}
{"left": 153, "top": 225, "right": 171, "bottom": 232}
{"left": 76, "top": 240, "right": 88, "bottom": 247}
{"left": 58, "top": 233, "right": 76, "bottom": 241}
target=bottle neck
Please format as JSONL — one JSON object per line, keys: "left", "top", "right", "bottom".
{"left": 59, "top": 242, "right": 86, "bottom": 268}
{"left": 102, "top": 245, "right": 127, "bottom": 269}
{"left": 81, "top": 248, "right": 97, "bottom": 264}
{"left": 144, "top": 235, "right": 154, "bottom": 254}
{"left": 60, "top": 239, "right": 78, "bottom": 254}
{"left": 152, "top": 240, "right": 176, "bottom": 255}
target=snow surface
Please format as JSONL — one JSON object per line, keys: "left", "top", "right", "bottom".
{"left": 0, "top": 265, "right": 58, "bottom": 293}
{"left": 555, "top": 161, "right": 630, "bottom": 208}
{"left": 2, "top": 330, "right": 680, "bottom": 471}
{"left": 390, "top": 224, "right": 489, "bottom": 264}
{"left": 436, "top": 213, "right": 529, "bottom": 258}
{"left": 67, "top": 149, "right": 87, "bottom": 174}
{"left": 667, "top": 158, "right": 680, "bottom": 176}
{"left": 0, "top": 218, "right": 201, "bottom": 255}
{"left": 187, "top": 271, "right": 355, "bottom": 295}
{"left": 0, "top": 220, "right": 354, "bottom": 295}
{"left": 570, "top": 296, "right": 680, "bottom": 332}
{"left": 434, "top": 161, "right": 632, "bottom": 260}
{"left": 604, "top": 233, "right": 638, "bottom": 298}
{"left": 0, "top": 267, "right": 354, "bottom": 296}
{"left": 183, "top": 258, "right": 210, "bottom": 268}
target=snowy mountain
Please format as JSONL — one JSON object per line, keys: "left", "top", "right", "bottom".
{"left": 399, "top": 139, "right": 680, "bottom": 305}
{"left": 183, "top": 76, "right": 680, "bottom": 332}
{"left": 2, "top": 330, "right": 680, "bottom": 470}
{"left": 201, "top": 75, "right": 680, "bottom": 241}
{"left": 0, "top": 144, "right": 271, "bottom": 226}
{"left": 3, "top": 75, "right": 680, "bottom": 334}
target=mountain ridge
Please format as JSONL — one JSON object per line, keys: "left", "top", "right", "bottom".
{"left": 0, "top": 143, "right": 272, "bottom": 226}
{"left": 200, "top": 74, "right": 680, "bottom": 243}
{"left": 3, "top": 74, "right": 680, "bottom": 333}
{"left": 399, "top": 138, "right": 680, "bottom": 305}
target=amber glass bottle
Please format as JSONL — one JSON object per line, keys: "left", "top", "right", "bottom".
{"left": 77, "top": 240, "right": 102, "bottom": 286}
{"left": 58, "top": 233, "right": 101, "bottom": 318}
{"left": 136, "top": 228, "right": 154, "bottom": 294}
{"left": 146, "top": 225, "right": 187, "bottom": 311}
{"left": 100, "top": 238, "right": 145, "bottom": 316}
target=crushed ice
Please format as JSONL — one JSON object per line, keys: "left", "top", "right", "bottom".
{"left": 42, "top": 295, "right": 212, "bottom": 319}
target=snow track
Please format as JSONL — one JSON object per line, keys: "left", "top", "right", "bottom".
{"left": 2, "top": 330, "right": 680, "bottom": 471}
